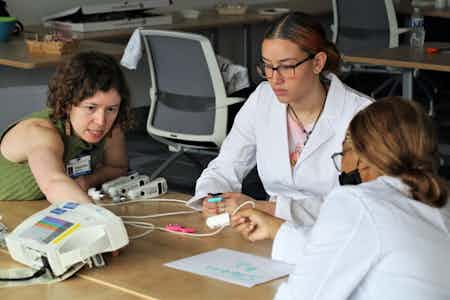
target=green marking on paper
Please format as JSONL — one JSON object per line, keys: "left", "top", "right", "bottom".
{"left": 205, "top": 262, "right": 261, "bottom": 282}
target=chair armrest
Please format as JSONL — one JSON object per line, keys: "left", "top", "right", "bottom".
{"left": 330, "top": 24, "right": 337, "bottom": 34}
{"left": 225, "top": 97, "right": 245, "bottom": 106}
{"left": 397, "top": 27, "right": 411, "bottom": 35}
{"left": 330, "top": 24, "right": 337, "bottom": 43}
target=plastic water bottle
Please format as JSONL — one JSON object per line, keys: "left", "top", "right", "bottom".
{"left": 434, "top": 0, "right": 446, "bottom": 9}
{"left": 410, "top": 8, "right": 425, "bottom": 50}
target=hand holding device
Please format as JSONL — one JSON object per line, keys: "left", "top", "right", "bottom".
{"left": 202, "top": 193, "right": 224, "bottom": 217}
{"left": 205, "top": 200, "right": 256, "bottom": 229}
{"left": 231, "top": 209, "right": 284, "bottom": 242}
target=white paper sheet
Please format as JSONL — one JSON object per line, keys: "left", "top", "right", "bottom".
{"left": 165, "top": 248, "right": 294, "bottom": 288}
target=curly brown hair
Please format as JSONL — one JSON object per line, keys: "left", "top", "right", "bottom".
{"left": 47, "top": 51, "right": 133, "bottom": 130}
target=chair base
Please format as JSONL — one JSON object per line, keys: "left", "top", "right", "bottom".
{"left": 150, "top": 146, "right": 218, "bottom": 180}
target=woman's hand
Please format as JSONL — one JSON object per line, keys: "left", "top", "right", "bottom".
{"left": 231, "top": 208, "right": 284, "bottom": 242}
{"left": 202, "top": 192, "right": 255, "bottom": 218}
{"left": 202, "top": 194, "right": 222, "bottom": 218}
{"left": 74, "top": 176, "right": 90, "bottom": 191}
{"left": 222, "top": 192, "right": 255, "bottom": 214}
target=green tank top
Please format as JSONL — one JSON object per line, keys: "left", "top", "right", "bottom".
{"left": 0, "top": 108, "right": 105, "bottom": 200}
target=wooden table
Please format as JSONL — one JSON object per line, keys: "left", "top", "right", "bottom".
{"left": 396, "top": 2, "right": 450, "bottom": 19}
{"left": 0, "top": 39, "right": 125, "bottom": 69}
{"left": 0, "top": 193, "right": 282, "bottom": 300}
{"left": 34, "top": 1, "right": 330, "bottom": 41}
{"left": 0, "top": 252, "right": 144, "bottom": 300}
{"left": 342, "top": 42, "right": 450, "bottom": 99}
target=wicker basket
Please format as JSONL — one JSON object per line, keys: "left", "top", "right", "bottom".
{"left": 25, "top": 39, "right": 79, "bottom": 55}
{"left": 216, "top": 4, "right": 248, "bottom": 15}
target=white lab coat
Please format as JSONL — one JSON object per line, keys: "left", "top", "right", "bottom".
{"left": 273, "top": 176, "right": 450, "bottom": 300}
{"left": 187, "top": 73, "right": 372, "bottom": 224}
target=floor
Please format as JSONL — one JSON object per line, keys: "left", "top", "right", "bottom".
{"left": 127, "top": 130, "right": 267, "bottom": 199}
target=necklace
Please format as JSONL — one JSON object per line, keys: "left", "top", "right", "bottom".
{"left": 288, "top": 96, "right": 326, "bottom": 147}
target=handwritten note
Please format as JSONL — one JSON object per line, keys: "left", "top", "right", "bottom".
{"left": 165, "top": 248, "right": 294, "bottom": 287}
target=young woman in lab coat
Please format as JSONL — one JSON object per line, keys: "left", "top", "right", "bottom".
{"left": 232, "top": 97, "right": 450, "bottom": 299}
{"left": 0, "top": 52, "right": 132, "bottom": 203}
{"left": 188, "top": 12, "right": 372, "bottom": 224}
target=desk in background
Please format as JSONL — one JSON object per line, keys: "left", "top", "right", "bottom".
{"left": 0, "top": 193, "right": 281, "bottom": 300}
{"left": 2, "top": 0, "right": 449, "bottom": 70}
{"left": 0, "top": 39, "right": 125, "bottom": 69}
{"left": 396, "top": 1, "right": 450, "bottom": 19}
{"left": 21, "top": 0, "right": 331, "bottom": 72}
{"left": 342, "top": 42, "right": 450, "bottom": 100}
{"left": 40, "top": 0, "right": 331, "bottom": 41}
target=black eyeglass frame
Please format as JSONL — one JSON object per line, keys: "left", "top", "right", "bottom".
{"left": 331, "top": 151, "right": 343, "bottom": 172}
{"left": 256, "top": 53, "right": 315, "bottom": 79}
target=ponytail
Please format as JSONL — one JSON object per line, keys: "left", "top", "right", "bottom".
{"left": 323, "top": 41, "right": 341, "bottom": 74}
{"left": 400, "top": 169, "right": 448, "bottom": 208}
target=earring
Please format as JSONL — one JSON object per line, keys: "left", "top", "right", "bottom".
{"left": 65, "top": 119, "right": 72, "bottom": 136}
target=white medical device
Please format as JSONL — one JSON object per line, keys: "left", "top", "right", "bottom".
{"left": 101, "top": 171, "right": 140, "bottom": 192}
{"left": 206, "top": 213, "right": 230, "bottom": 229}
{"left": 42, "top": 0, "right": 173, "bottom": 32}
{"left": 5, "top": 202, "right": 129, "bottom": 277}
{"left": 126, "top": 177, "right": 167, "bottom": 199}
{"left": 96, "top": 172, "right": 168, "bottom": 202}
{"left": 106, "top": 175, "right": 151, "bottom": 197}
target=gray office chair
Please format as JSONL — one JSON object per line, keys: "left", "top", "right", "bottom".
{"left": 0, "top": 85, "right": 46, "bottom": 132}
{"left": 331, "top": 0, "right": 410, "bottom": 98}
{"left": 140, "top": 29, "right": 245, "bottom": 180}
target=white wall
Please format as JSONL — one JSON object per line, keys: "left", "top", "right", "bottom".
{"left": 7, "top": 0, "right": 283, "bottom": 25}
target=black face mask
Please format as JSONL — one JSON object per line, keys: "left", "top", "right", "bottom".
{"left": 338, "top": 169, "right": 362, "bottom": 185}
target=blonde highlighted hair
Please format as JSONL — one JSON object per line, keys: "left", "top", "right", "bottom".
{"left": 348, "top": 97, "right": 447, "bottom": 208}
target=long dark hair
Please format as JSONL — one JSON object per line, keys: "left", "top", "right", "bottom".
{"left": 265, "top": 12, "right": 341, "bottom": 74}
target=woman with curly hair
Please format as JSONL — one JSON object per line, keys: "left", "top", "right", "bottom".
{"left": 0, "top": 51, "right": 132, "bottom": 203}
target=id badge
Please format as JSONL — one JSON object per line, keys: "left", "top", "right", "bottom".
{"left": 66, "top": 155, "right": 92, "bottom": 178}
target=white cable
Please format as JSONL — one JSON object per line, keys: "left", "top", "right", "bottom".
{"left": 231, "top": 200, "right": 256, "bottom": 215}
{"left": 124, "top": 221, "right": 155, "bottom": 240}
{"left": 155, "top": 226, "right": 226, "bottom": 237}
{"left": 99, "top": 197, "right": 188, "bottom": 207}
{"left": 119, "top": 210, "right": 196, "bottom": 219}
{"left": 119, "top": 199, "right": 256, "bottom": 240}
{"left": 124, "top": 220, "right": 225, "bottom": 238}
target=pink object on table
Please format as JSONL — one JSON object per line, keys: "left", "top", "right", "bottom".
{"left": 165, "top": 224, "right": 196, "bottom": 233}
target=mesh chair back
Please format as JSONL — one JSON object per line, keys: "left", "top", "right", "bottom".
{"left": 336, "top": 0, "right": 391, "bottom": 53}
{"left": 144, "top": 34, "right": 216, "bottom": 136}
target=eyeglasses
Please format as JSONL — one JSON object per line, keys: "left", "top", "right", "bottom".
{"left": 256, "top": 54, "right": 315, "bottom": 79}
{"left": 331, "top": 151, "right": 343, "bottom": 172}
